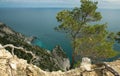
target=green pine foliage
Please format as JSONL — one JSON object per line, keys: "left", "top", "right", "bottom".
{"left": 56, "top": 0, "right": 117, "bottom": 66}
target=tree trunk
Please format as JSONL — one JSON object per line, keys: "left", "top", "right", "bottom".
{"left": 103, "top": 62, "right": 120, "bottom": 76}
{"left": 70, "top": 38, "right": 76, "bottom": 68}
{"left": 70, "top": 53, "right": 75, "bottom": 69}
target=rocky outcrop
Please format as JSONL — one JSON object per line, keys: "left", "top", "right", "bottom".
{"left": 33, "top": 45, "right": 70, "bottom": 71}
{"left": 0, "top": 44, "right": 120, "bottom": 76}
{"left": 0, "top": 23, "right": 15, "bottom": 35}
{"left": 51, "top": 45, "right": 70, "bottom": 71}
{"left": 0, "top": 22, "right": 34, "bottom": 44}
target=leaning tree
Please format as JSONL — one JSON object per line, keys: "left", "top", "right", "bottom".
{"left": 56, "top": 0, "right": 117, "bottom": 67}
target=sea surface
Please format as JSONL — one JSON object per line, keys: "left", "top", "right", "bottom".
{"left": 0, "top": 8, "right": 120, "bottom": 61}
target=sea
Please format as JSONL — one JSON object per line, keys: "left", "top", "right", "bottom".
{"left": 0, "top": 8, "right": 120, "bottom": 61}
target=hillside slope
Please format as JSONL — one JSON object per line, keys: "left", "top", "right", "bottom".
{"left": 0, "top": 22, "right": 70, "bottom": 71}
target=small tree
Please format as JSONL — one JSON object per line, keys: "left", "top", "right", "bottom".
{"left": 56, "top": 0, "right": 117, "bottom": 67}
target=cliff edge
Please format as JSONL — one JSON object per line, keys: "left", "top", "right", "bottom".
{"left": 0, "top": 44, "right": 120, "bottom": 76}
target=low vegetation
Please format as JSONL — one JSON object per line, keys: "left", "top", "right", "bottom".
{"left": 0, "top": 23, "right": 67, "bottom": 71}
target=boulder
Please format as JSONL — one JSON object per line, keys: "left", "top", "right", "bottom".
{"left": 80, "top": 57, "right": 92, "bottom": 71}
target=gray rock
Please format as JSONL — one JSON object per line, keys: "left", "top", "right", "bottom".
{"left": 51, "top": 45, "right": 70, "bottom": 71}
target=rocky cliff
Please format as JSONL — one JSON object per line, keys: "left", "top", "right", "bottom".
{"left": 0, "top": 44, "right": 120, "bottom": 76}
{"left": 0, "top": 22, "right": 70, "bottom": 71}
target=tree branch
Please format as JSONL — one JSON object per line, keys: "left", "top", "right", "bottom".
{"left": 3, "top": 44, "right": 37, "bottom": 64}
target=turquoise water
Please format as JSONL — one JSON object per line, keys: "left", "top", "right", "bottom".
{"left": 0, "top": 8, "right": 120, "bottom": 60}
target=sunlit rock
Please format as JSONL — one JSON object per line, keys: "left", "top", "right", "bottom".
{"left": 80, "top": 57, "right": 92, "bottom": 71}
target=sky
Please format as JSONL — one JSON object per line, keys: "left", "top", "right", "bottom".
{"left": 0, "top": 0, "right": 120, "bottom": 9}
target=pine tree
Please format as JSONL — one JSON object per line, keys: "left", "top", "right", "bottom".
{"left": 56, "top": 0, "right": 117, "bottom": 67}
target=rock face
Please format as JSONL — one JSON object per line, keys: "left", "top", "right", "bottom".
{"left": 33, "top": 45, "right": 70, "bottom": 71}
{"left": 0, "top": 44, "right": 120, "bottom": 76}
{"left": 51, "top": 45, "right": 70, "bottom": 71}
{"left": 0, "top": 23, "right": 15, "bottom": 35}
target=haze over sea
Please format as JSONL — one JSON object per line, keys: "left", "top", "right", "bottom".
{"left": 0, "top": 8, "right": 120, "bottom": 60}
